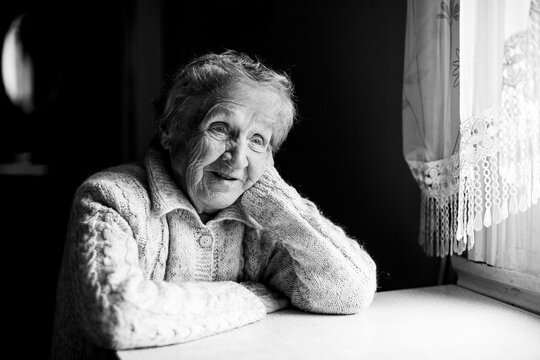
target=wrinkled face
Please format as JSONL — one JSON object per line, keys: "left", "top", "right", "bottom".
{"left": 168, "top": 82, "right": 280, "bottom": 214}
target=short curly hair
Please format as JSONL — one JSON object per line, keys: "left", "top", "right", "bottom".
{"left": 155, "top": 50, "right": 296, "bottom": 153}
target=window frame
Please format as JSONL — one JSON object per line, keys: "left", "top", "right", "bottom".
{"left": 452, "top": 255, "right": 540, "bottom": 315}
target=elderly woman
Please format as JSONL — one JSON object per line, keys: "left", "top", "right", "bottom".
{"left": 51, "top": 51, "right": 377, "bottom": 359}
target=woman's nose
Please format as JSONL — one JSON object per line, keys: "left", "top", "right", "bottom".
{"left": 224, "top": 140, "right": 248, "bottom": 169}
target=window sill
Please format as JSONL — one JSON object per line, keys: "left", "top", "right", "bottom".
{"left": 452, "top": 255, "right": 540, "bottom": 314}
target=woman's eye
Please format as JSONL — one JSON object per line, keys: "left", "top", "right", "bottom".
{"left": 250, "top": 135, "right": 265, "bottom": 147}
{"left": 210, "top": 123, "right": 228, "bottom": 134}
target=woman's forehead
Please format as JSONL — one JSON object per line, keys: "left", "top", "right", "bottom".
{"left": 204, "top": 100, "right": 276, "bottom": 131}
{"left": 221, "top": 82, "right": 282, "bottom": 113}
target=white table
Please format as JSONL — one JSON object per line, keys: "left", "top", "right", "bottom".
{"left": 117, "top": 285, "right": 540, "bottom": 360}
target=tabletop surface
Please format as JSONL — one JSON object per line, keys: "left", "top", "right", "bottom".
{"left": 116, "top": 285, "right": 540, "bottom": 360}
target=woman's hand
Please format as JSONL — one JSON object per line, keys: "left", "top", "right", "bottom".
{"left": 241, "top": 281, "right": 289, "bottom": 314}
{"left": 267, "top": 147, "right": 274, "bottom": 168}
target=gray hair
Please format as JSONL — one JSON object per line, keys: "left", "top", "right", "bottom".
{"left": 155, "top": 50, "right": 296, "bottom": 153}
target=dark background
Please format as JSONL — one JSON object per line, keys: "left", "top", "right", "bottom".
{"left": 1, "top": 0, "right": 440, "bottom": 357}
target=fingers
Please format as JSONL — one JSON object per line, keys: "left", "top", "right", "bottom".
{"left": 266, "top": 147, "right": 275, "bottom": 167}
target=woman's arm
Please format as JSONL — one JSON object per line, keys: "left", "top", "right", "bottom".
{"left": 241, "top": 166, "right": 377, "bottom": 314}
{"left": 66, "top": 184, "right": 266, "bottom": 350}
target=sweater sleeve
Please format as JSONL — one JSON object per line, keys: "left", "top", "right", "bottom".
{"left": 240, "top": 166, "right": 377, "bottom": 314}
{"left": 66, "top": 184, "right": 266, "bottom": 350}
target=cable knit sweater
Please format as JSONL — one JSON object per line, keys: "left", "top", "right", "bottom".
{"left": 50, "top": 145, "right": 377, "bottom": 360}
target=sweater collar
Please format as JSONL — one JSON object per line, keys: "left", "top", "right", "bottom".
{"left": 144, "top": 144, "right": 261, "bottom": 230}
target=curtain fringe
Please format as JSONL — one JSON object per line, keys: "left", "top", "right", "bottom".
{"left": 419, "top": 190, "right": 467, "bottom": 257}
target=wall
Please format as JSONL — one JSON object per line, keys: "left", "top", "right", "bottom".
{"left": 161, "top": 0, "right": 439, "bottom": 291}
{"left": 0, "top": 1, "right": 128, "bottom": 358}
{"left": 0, "top": 0, "right": 439, "bottom": 358}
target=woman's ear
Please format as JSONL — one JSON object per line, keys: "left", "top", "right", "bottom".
{"left": 159, "top": 136, "right": 170, "bottom": 150}
{"left": 159, "top": 123, "right": 173, "bottom": 150}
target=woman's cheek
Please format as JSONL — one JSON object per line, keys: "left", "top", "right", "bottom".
{"left": 197, "top": 135, "right": 228, "bottom": 164}
{"left": 185, "top": 137, "right": 215, "bottom": 187}
{"left": 186, "top": 136, "right": 221, "bottom": 171}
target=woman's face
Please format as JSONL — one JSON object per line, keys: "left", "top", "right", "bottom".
{"left": 169, "top": 82, "right": 280, "bottom": 214}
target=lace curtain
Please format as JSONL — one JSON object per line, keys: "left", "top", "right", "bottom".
{"left": 402, "top": 0, "right": 540, "bottom": 258}
{"left": 460, "top": 0, "right": 540, "bottom": 274}
{"left": 402, "top": 0, "right": 461, "bottom": 256}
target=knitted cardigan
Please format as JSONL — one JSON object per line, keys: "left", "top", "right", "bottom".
{"left": 50, "top": 145, "right": 377, "bottom": 360}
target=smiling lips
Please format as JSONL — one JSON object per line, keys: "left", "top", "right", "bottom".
{"left": 210, "top": 171, "right": 241, "bottom": 181}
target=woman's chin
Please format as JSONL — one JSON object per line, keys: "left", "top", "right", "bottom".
{"left": 202, "top": 174, "right": 245, "bottom": 195}
{"left": 209, "top": 178, "right": 242, "bottom": 191}
{"left": 196, "top": 189, "right": 241, "bottom": 213}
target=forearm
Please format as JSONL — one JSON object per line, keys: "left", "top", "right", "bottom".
{"left": 70, "top": 195, "right": 265, "bottom": 350}
{"left": 77, "top": 278, "right": 266, "bottom": 349}
{"left": 241, "top": 166, "right": 377, "bottom": 314}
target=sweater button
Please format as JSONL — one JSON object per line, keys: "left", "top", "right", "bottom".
{"left": 198, "top": 235, "right": 213, "bottom": 248}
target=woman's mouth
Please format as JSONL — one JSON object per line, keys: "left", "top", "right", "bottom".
{"left": 210, "top": 171, "right": 239, "bottom": 181}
